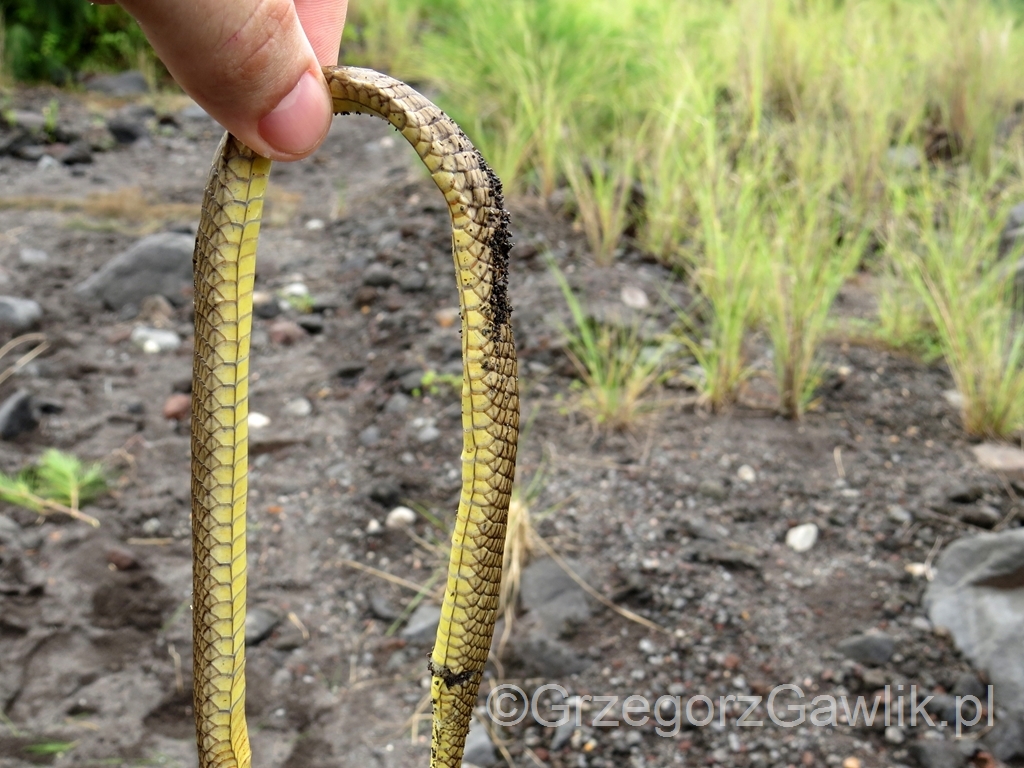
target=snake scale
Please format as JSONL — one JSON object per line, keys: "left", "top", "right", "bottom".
{"left": 190, "top": 66, "right": 519, "bottom": 768}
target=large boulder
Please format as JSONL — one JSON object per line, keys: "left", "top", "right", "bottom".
{"left": 75, "top": 232, "right": 194, "bottom": 311}
{"left": 924, "top": 529, "right": 1024, "bottom": 713}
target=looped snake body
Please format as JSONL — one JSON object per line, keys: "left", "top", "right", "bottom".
{"left": 190, "top": 66, "right": 519, "bottom": 768}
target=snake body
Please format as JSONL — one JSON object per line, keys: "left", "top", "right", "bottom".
{"left": 191, "top": 66, "right": 518, "bottom": 768}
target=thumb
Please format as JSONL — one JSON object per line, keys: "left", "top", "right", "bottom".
{"left": 117, "top": 0, "right": 344, "bottom": 160}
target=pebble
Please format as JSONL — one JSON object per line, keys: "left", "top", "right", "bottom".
{"left": 697, "top": 479, "right": 728, "bottom": 500}
{"left": 358, "top": 425, "right": 381, "bottom": 447}
{"left": 282, "top": 397, "right": 312, "bottom": 417}
{"left": 85, "top": 70, "right": 149, "bottom": 96}
{"left": 908, "top": 741, "right": 968, "bottom": 768}
{"left": 0, "top": 390, "right": 38, "bottom": 440}
{"left": 141, "top": 518, "right": 162, "bottom": 535}
{"left": 280, "top": 282, "right": 309, "bottom": 297}
{"left": 972, "top": 443, "right": 1024, "bottom": 473}
{"left": 0, "top": 515, "right": 24, "bottom": 546}
{"left": 18, "top": 248, "right": 48, "bottom": 265}
{"left": 837, "top": 631, "right": 895, "bottom": 665}
{"left": 268, "top": 319, "right": 307, "bottom": 345}
{"left": 888, "top": 504, "right": 913, "bottom": 524}
{"left": 435, "top": 307, "right": 459, "bottom": 328}
{"left": 385, "top": 506, "right": 417, "bottom": 530}
{"left": 884, "top": 726, "right": 905, "bottom": 744}
{"left": 841, "top": 759, "right": 861, "bottom": 768}
{"left": 366, "top": 519, "right": 383, "bottom": 535}
{"left": 620, "top": 285, "right": 650, "bottom": 309}
{"left": 400, "top": 603, "right": 441, "bottom": 643}
{"left": 248, "top": 412, "right": 270, "bottom": 429}
{"left": 399, "top": 272, "right": 427, "bottom": 292}
{"left": 57, "top": 141, "right": 93, "bottom": 165}
{"left": 105, "top": 547, "right": 140, "bottom": 571}
{"left": 959, "top": 505, "right": 1001, "bottom": 529}
{"left": 252, "top": 291, "right": 280, "bottom": 319}
{"left": 0, "top": 296, "right": 43, "bottom": 331}
{"left": 244, "top": 606, "right": 281, "bottom": 646}
{"left": 162, "top": 393, "right": 191, "bottom": 421}
{"left": 385, "top": 393, "right": 411, "bottom": 414}
{"left": 363, "top": 263, "right": 396, "bottom": 287}
{"left": 75, "top": 232, "right": 194, "bottom": 311}
{"left": 462, "top": 718, "right": 497, "bottom": 768}
{"left": 304, "top": 218, "right": 325, "bottom": 230}
{"left": 736, "top": 464, "right": 756, "bottom": 483}
{"left": 786, "top": 523, "right": 819, "bottom": 553}
{"left": 130, "top": 326, "right": 181, "bottom": 353}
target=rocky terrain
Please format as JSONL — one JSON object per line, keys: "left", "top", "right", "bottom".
{"left": 0, "top": 73, "right": 1023, "bottom": 768}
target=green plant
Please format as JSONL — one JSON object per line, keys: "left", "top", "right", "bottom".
{"left": 417, "top": 369, "right": 461, "bottom": 397}
{"left": 759, "top": 130, "right": 867, "bottom": 419}
{"left": 874, "top": 258, "right": 942, "bottom": 361}
{"left": 42, "top": 97, "right": 58, "bottom": 137}
{"left": 888, "top": 170, "right": 1024, "bottom": 438}
{"left": 0, "top": 449, "right": 106, "bottom": 526}
{"left": 549, "top": 258, "right": 664, "bottom": 429}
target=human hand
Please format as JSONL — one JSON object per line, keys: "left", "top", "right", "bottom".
{"left": 97, "top": 0, "right": 347, "bottom": 161}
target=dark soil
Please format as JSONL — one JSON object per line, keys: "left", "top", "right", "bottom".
{"left": 0, "top": 86, "right": 1021, "bottom": 768}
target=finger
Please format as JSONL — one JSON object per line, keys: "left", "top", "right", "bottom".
{"left": 116, "top": 0, "right": 334, "bottom": 160}
{"left": 296, "top": 0, "right": 347, "bottom": 66}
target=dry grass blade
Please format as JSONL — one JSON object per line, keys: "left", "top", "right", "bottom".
{"left": 0, "top": 333, "right": 49, "bottom": 389}
{"left": 338, "top": 558, "right": 443, "bottom": 599}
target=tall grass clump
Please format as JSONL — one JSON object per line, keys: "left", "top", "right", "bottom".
{"left": 758, "top": 129, "right": 868, "bottom": 419}
{"left": 887, "top": 171, "right": 1024, "bottom": 438}
{"left": 673, "top": 130, "right": 771, "bottom": 412}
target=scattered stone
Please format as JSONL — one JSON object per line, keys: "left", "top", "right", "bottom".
{"left": 860, "top": 667, "right": 888, "bottom": 689}
{"left": 57, "top": 140, "right": 93, "bottom": 165}
{"left": 0, "top": 296, "right": 42, "bottom": 331}
{"left": 908, "top": 740, "right": 968, "bottom": 768}
{"left": 179, "top": 100, "right": 212, "bottom": 121}
{"left": 358, "top": 425, "right": 381, "bottom": 447}
{"left": 385, "top": 506, "right": 417, "bottom": 530}
{"left": 253, "top": 291, "right": 280, "bottom": 319}
{"left": 400, "top": 603, "right": 441, "bottom": 643}
{"left": 984, "top": 713, "right": 1024, "bottom": 763}
{"left": 416, "top": 424, "right": 441, "bottom": 443}
{"left": 841, "top": 758, "right": 861, "bottom": 768}
{"left": 885, "top": 726, "right": 905, "bottom": 744}
{"left": 106, "top": 105, "right": 153, "bottom": 144}
{"left": 304, "top": 218, "right": 325, "bottom": 231}
{"left": 0, "top": 390, "right": 38, "bottom": 440}
{"left": 295, "top": 315, "right": 324, "bottom": 334}
{"left": 245, "top": 606, "right": 281, "bottom": 645}
{"left": 786, "top": 523, "right": 819, "bottom": 553}
{"left": 248, "top": 413, "right": 270, "bottom": 429}
{"left": 369, "top": 594, "right": 400, "bottom": 621}
{"left": 697, "top": 479, "right": 728, "bottom": 500}
{"left": 520, "top": 557, "right": 591, "bottom": 638}
{"left": 337, "top": 361, "right": 367, "bottom": 379}
{"left": 399, "top": 369, "right": 425, "bottom": 393}
{"left": 268, "top": 319, "right": 307, "bottom": 345}
{"left": 399, "top": 272, "right": 427, "bottom": 292}
{"left": 435, "top": 307, "right": 459, "bottom": 328}
{"left": 837, "top": 631, "right": 895, "bottom": 665}
{"left": 138, "top": 294, "right": 175, "bottom": 327}
{"left": 697, "top": 543, "right": 762, "bottom": 570}
{"left": 952, "top": 672, "right": 988, "bottom": 701}
{"left": 736, "top": 464, "right": 757, "bottom": 483}
{"left": 385, "top": 393, "right": 411, "bottom": 414}
{"left": 365, "top": 519, "right": 383, "bottom": 535}
{"left": 971, "top": 443, "right": 1024, "bottom": 475}
{"left": 18, "top": 247, "right": 48, "bottom": 265}
{"left": 130, "top": 326, "right": 180, "bottom": 354}
{"left": 925, "top": 528, "right": 1024, "bottom": 712}
{"left": 84, "top": 70, "right": 149, "bottom": 96}
{"left": 463, "top": 719, "right": 497, "bottom": 768}
{"left": 162, "top": 393, "right": 191, "bottom": 421}
{"left": 75, "top": 232, "right": 194, "bottom": 310}
{"left": 282, "top": 397, "right": 313, "bottom": 417}
{"left": 888, "top": 505, "right": 913, "bottom": 525}
{"left": 141, "top": 518, "right": 162, "bottom": 535}
{"left": 958, "top": 505, "right": 1001, "bottom": 529}
{"left": 105, "top": 547, "right": 140, "bottom": 571}
{"left": 504, "top": 621, "right": 591, "bottom": 678}
{"left": 363, "top": 263, "right": 396, "bottom": 287}
{"left": 947, "top": 483, "right": 985, "bottom": 504}
{"left": 620, "top": 285, "right": 649, "bottom": 309}
{"left": 36, "top": 153, "right": 59, "bottom": 170}
{"left": 0, "top": 515, "right": 24, "bottom": 547}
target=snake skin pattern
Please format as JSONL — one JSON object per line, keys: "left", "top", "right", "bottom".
{"left": 190, "top": 66, "right": 518, "bottom": 768}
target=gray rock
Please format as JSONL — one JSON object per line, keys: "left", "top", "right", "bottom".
{"left": 400, "top": 603, "right": 441, "bottom": 643}
{"left": 75, "top": 232, "right": 194, "bottom": 310}
{"left": 18, "top": 247, "right": 48, "bottom": 265}
{"left": 958, "top": 505, "right": 1001, "bottom": 529}
{"left": 180, "top": 101, "right": 212, "bottom": 121}
{"left": 399, "top": 271, "right": 428, "bottom": 292}
{"left": 520, "top": 557, "right": 591, "bottom": 637}
{"left": 0, "top": 515, "right": 23, "bottom": 546}
{"left": 884, "top": 725, "right": 905, "bottom": 744}
{"left": 506, "top": 623, "right": 591, "bottom": 678}
{"left": 282, "top": 397, "right": 312, "bottom": 417}
{"left": 130, "top": 326, "right": 181, "bottom": 353}
{"left": 924, "top": 528, "right": 1024, "bottom": 713}
{"left": 6, "top": 110, "right": 45, "bottom": 133}
{"left": 85, "top": 70, "right": 149, "bottom": 96}
{"left": 550, "top": 719, "right": 576, "bottom": 751}
{"left": 985, "top": 713, "right": 1024, "bottom": 762}
{"left": 369, "top": 594, "right": 400, "bottom": 621}
{"left": 399, "top": 369, "right": 425, "bottom": 393}
{"left": 0, "top": 296, "right": 42, "bottom": 331}
{"left": 358, "top": 425, "right": 381, "bottom": 447}
{"left": 363, "top": 263, "right": 396, "bottom": 287}
{"left": 836, "top": 631, "right": 895, "bottom": 666}
{"left": 58, "top": 140, "right": 92, "bottom": 165}
{"left": 908, "top": 741, "right": 967, "bottom": 768}
{"left": 385, "top": 393, "right": 411, "bottom": 414}
{"left": 416, "top": 424, "right": 441, "bottom": 443}
{"left": 952, "top": 672, "right": 987, "bottom": 700}
{"left": 947, "top": 483, "right": 984, "bottom": 504}
{"left": 245, "top": 606, "right": 281, "bottom": 645}
{"left": 462, "top": 719, "right": 497, "bottom": 767}
{"left": 0, "top": 390, "right": 38, "bottom": 440}
{"left": 697, "top": 479, "right": 728, "bottom": 500}
{"left": 107, "top": 114, "right": 149, "bottom": 144}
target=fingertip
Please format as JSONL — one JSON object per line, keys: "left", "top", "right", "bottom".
{"left": 256, "top": 69, "right": 332, "bottom": 160}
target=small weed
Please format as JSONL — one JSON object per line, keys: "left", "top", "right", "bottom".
{"left": 0, "top": 449, "right": 107, "bottom": 526}
{"left": 549, "top": 259, "right": 664, "bottom": 430}
{"left": 283, "top": 293, "right": 315, "bottom": 314}
{"left": 417, "top": 369, "right": 461, "bottom": 398}
{"left": 24, "top": 741, "right": 75, "bottom": 756}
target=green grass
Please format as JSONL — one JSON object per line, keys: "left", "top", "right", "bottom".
{"left": 0, "top": 449, "right": 107, "bottom": 526}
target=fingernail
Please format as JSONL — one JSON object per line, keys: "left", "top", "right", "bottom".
{"left": 257, "top": 70, "right": 329, "bottom": 156}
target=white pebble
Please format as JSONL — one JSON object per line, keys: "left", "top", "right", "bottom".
{"left": 248, "top": 412, "right": 270, "bottom": 429}
{"left": 736, "top": 464, "right": 756, "bottom": 483}
{"left": 283, "top": 397, "right": 312, "bottom": 417}
{"left": 280, "top": 282, "right": 309, "bottom": 297}
{"left": 130, "top": 326, "right": 180, "bottom": 353}
{"left": 620, "top": 285, "right": 650, "bottom": 309}
{"left": 786, "top": 523, "right": 819, "bottom": 553}
{"left": 366, "top": 519, "right": 383, "bottom": 534}
{"left": 305, "top": 218, "right": 325, "bottom": 231}
{"left": 385, "top": 506, "right": 417, "bottom": 530}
